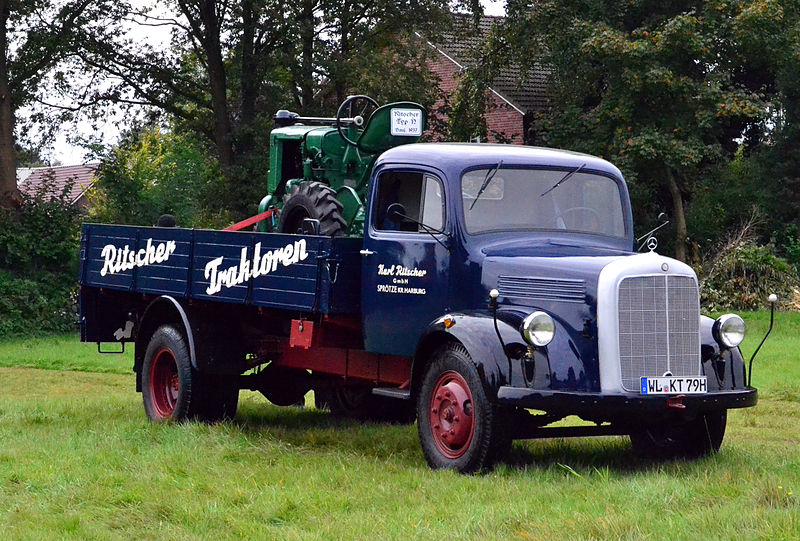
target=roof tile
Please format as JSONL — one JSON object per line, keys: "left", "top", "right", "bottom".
{"left": 432, "top": 14, "right": 550, "bottom": 113}
{"left": 18, "top": 164, "right": 99, "bottom": 205}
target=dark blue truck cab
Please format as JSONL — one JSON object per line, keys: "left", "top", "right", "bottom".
{"left": 80, "top": 143, "right": 757, "bottom": 473}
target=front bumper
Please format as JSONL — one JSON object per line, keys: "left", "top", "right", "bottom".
{"left": 496, "top": 386, "right": 757, "bottom": 418}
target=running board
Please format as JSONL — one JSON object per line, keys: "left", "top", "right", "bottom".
{"left": 372, "top": 387, "right": 411, "bottom": 400}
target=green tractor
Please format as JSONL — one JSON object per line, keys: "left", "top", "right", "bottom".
{"left": 257, "top": 95, "right": 427, "bottom": 236}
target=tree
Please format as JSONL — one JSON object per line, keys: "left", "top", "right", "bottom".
{"left": 476, "top": 0, "right": 792, "bottom": 261}
{"left": 70, "top": 1, "right": 283, "bottom": 216}
{"left": 0, "top": 0, "right": 116, "bottom": 208}
{"left": 90, "top": 125, "right": 226, "bottom": 228}
{"left": 73, "top": 0, "right": 449, "bottom": 220}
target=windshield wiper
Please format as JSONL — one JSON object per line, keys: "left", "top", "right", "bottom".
{"left": 540, "top": 163, "right": 587, "bottom": 197}
{"left": 469, "top": 160, "right": 503, "bottom": 210}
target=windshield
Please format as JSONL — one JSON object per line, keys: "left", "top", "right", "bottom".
{"left": 461, "top": 167, "right": 626, "bottom": 237}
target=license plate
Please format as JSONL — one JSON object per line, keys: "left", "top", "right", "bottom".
{"left": 640, "top": 376, "right": 707, "bottom": 395}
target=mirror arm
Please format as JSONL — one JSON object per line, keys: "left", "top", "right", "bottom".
{"left": 636, "top": 219, "right": 670, "bottom": 243}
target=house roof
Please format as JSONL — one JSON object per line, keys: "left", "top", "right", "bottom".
{"left": 18, "top": 163, "right": 99, "bottom": 205}
{"left": 428, "top": 14, "right": 550, "bottom": 114}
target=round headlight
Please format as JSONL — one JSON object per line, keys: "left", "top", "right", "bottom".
{"left": 521, "top": 311, "right": 555, "bottom": 347}
{"left": 713, "top": 314, "right": 746, "bottom": 348}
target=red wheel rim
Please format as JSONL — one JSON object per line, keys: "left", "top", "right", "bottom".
{"left": 428, "top": 370, "right": 474, "bottom": 459}
{"left": 150, "top": 348, "right": 179, "bottom": 419}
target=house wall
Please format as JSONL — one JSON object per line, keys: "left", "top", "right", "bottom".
{"left": 427, "top": 51, "right": 525, "bottom": 144}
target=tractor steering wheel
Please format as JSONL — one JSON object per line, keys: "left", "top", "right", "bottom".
{"left": 336, "top": 95, "right": 379, "bottom": 147}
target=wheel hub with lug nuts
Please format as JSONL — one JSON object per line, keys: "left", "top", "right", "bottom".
{"left": 429, "top": 371, "right": 474, "bottom": 458}
{"left": 151, "top": 348, "right": 179, "bottom": 419}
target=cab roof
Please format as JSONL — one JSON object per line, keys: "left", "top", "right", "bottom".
{"left": 375, "top": 143, "right": 624, "bottom": 180}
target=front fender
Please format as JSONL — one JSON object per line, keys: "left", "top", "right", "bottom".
{"left": 413, "top": 311, "right": 521, "bottom": 401}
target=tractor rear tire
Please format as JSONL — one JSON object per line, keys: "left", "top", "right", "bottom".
{"left": 278, "top": 181, "right": 347, "bottom": 236}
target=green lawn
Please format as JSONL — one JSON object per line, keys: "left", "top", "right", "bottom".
{"left": 0, "top": 311, "right": 797, "bottom": 539}
{"left": 0, "top": 333, "right": 132, "bottom": 374}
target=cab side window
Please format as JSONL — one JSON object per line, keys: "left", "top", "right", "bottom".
{"left": 375, "top": 171, "right": 445, "bottom": 232}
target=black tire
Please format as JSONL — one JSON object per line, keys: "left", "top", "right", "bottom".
{"left": 142, "top": 325, "right": 199, "bottom": 422}
{"left": 629, "top": 410, "right": 727, "bottom": 459}
{"left": 487, "top": 406, "right": 514, "bottom": 464}
{"left": 197, "top": 375, "right": 239, "bottom": 422}
{"left": 260, "top": 385, "right": 308, "bottom": 407}
{"left": 257, "top": 367, "right": 310, "bottom": 407}
{"left": 318, "top": 387, "right": 372, "bottom": 418}
{"left": 316, "top": 387, "right": 415, "bottom": 424}
{"left": 278, "top": 181, "right": 347, "bottom": 236}
{"left": 416, "top": 343, "right": 503, "bottom": 473}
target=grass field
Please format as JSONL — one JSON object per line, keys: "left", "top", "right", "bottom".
{"left": 0, "top": 311, "right": 798, "bottom": 539}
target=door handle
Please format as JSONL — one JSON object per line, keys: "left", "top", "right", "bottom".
{"left": 359, "top": 249, "right": 375, "bottom": 256}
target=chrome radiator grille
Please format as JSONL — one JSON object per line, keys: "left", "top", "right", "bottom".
{"left": 617, "top": 275, "right": 700, "bottom": 391}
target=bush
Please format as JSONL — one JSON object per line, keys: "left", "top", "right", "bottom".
{"left": 0, "top": 186, "right": 82, "bottom": 338}
{"left": 0, "top": 181, "right": 81, "bottom": 275}
{"left": 699, "top": 218, "right": 799, "bottom": 312}
{"left": 778, "top": 224, "right": 800, "bottom": 273}
{"left": 88, "top": 127, "right": 229, "bottom": 228}
{"left": 0, "top": 271, "right": 78, "bottom": 336}
{"left": 685, "top": 148, "right": 776, "bottom": 251}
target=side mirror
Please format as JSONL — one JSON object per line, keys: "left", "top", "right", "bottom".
{"left": 386, "top": 203, "right": 408, "bottom": 223}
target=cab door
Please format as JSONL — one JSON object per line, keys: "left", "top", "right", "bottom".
{"left": 361, "top": 167, "right": 450, "bottom": 357}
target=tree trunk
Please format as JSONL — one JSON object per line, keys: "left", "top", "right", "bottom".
{"left": 299, "top": 0, "right": 315, "bottom": 111}
{"left": 0, "top": 0, "right": 20, "bottom": 209}
{"left": 195, "top": 1, "right": 234, "bottom": 172}
{"left": 238, "top": 0, "right": 257, "bottom": 157}
{"left": 665, "top": 167, "right": 687, "bottom": 262}
{"left": 334, "top": 5, "right": 350, "bottom": 104}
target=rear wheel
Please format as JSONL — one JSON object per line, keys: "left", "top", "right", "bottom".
{"left": 278, "top": 181, "right": 347, "bottom": 236}
{"left": 142, "top": 325, "right": 198, "bottom": 422}
{"left": 416, "top": 344, "right": 503, "bottom": 473}
{"left": 198, "top": 375, "right": 239, "bottom": 422}
{"left": 142, "top": 325, "right": 239, "bottom": 423}
{"left": 256, "top": 366, "right": 310, "bottom": 407}
{"left": 316, "top": 387, "right": 415, "bottom": 424}
{"left": 629, "top": 410, "right": 727, "bottom": 459}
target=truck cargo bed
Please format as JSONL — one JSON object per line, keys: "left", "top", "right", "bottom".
{"left": 79, "top": 224, "right": 361, "bottom": 314}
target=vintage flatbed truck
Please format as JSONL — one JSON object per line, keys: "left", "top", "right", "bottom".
{"left": 80, "top": 99, "right": 766, "bottom": 473}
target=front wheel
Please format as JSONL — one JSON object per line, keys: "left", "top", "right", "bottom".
{"left": 629, "top": 410, "right": 727, "bottom": 459}
{"left": 416, "top": 344, "right": 503, "bottom": 473}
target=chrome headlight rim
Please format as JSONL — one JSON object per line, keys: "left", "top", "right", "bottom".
{"left": 713, "top": 313, "right": 746, "bottom": 348}
{"left": 520, "top": 311, "right": 555, "bottom": 347}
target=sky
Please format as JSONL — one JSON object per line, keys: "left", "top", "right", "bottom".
{"left": 48, "top": 0, "right": 507, "bottom": 164}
